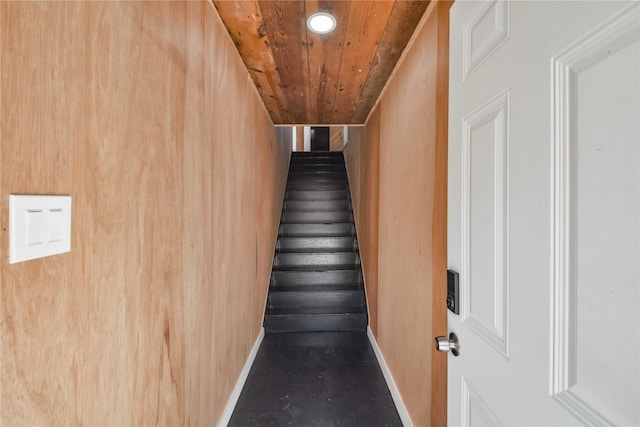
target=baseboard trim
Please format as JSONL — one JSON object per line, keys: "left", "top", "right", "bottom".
{"left": 217, "top": 327, "right": 265, "bottom": 427}
{"left": 367, "top": 326, "right": 414, "bottom": 427}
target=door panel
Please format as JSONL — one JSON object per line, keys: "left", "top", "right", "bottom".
{"left": 448, "top": 1, "right": 640, "bottom": 425}
{"left": 550, "top": 10, "right": 640, "bottom": 425}
{"left": 463, "top": 91, "right": 509, "bottom": 358}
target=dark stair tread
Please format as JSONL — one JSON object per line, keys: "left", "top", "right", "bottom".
{"left": 277, "top": 233, "right": 356, "bottom": 237}
{"left": 277, "top": 236, "right": 357, "bottom": 244}
{"left": 268, "top": 283, "right": 362, "bottom": 292}
{"left": 286, "top": 184, "right": 349, "bottom": 190}
{"left": 285, "top": 190, "right": 350, "bottom": 198}
{"left": 288, "top": 168, "right": 347, "bottom": 172}
{"left": 280, "top": 222, "right": 355, "bottom": 226}
{"left": 267, "top": 289, "right": 365, "bottom": 309}
{"left": 265, "top": 306, "right": 366, "bottom": 316}
{"left": 279, "top": 234, "right": 357, "bottom": 239}
{"left": 287, "top": 174, "right": 345, "bottom": 177}
{"left": 264, "top": 317, "right": 367, "bottom": 333}
{"left": 270, "top": 270, "right": 363, "bottom": 286}
{"left": 271, "top": 264, "right": 361, "bottom": 272}
{"left": 281, "top": 215, "right": 354, "bottom": 224}
{"left": 280, "top": 221, "right": 355, "bottom": 226}
{"left": 279, "top": 223, "right": 356, "bottom": 236}
{"left": 288, "top": 174, "right": 347, "bottom": 177}
{"left": 283, "top": 207, "right": 352, "bottom": 212}
{"left": 289, "top": 168, "right": 347, "bottom": 173}
{"left": 275, "top": 247, "right": 359, "bottom": 254}
{"left": 286, "top": 181, "right": 348, "bottom": 185}
{"left": 287, "top": 178, "right": 347, "bottom": 182}
{"left": 291, "top": 152, "right": 343, "bottom": 157}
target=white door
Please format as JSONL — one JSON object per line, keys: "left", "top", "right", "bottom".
{"left": 447, "top": 1, "right": 640, "bottom": 425}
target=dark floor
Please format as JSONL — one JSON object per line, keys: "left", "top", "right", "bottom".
{"left": 228, "top": 332, "right": 403, "bottom": 427}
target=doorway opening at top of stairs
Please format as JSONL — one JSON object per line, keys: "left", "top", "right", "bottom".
{"left": 310, "top": 127, "right": 329, "bottom": 151}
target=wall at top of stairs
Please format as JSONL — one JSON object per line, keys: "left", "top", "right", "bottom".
{"left": 0, "top": 2, "right": 290, "bottom": 424}
{"left": 343, "top": 2, "right": 451, "bottom": 426}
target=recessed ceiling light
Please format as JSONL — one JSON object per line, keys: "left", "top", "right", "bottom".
{"left": 307, "top": 12, "right": 337, "bottom": 34}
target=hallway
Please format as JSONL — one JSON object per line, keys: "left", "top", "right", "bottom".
{"left": 228, "top": 332, "right": 402, "bottom": 426}
{"left": 1, "top": 2, "right": 448, "bottom": 425}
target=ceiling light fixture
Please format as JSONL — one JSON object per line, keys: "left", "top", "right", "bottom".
{"left": 307, "top": 12, "right": 337, "bottom": 34}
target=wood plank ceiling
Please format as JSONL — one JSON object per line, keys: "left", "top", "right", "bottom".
{"left": 212, "top": 0, "right": 430, "bottom": 125}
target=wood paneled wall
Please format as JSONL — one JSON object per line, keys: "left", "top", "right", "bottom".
{"left": 344, "top": 2, "right": 451, "bottom": 425}
{"left": 329, "top": 127, "right": 344, "bottom": 152}
{"left": 344, "top": 116, "right": 380, "bottom": 334}
{"left": 0, "top": 2, "right": 290, "bottom": 424}
{"left": 296, "top": 126, "right": 305, "bottom": 152}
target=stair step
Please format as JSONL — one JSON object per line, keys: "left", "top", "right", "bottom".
{"left": 287, "top": 176, "right": 348, "bottom": 184}
{"left": 279, "top": 223, "right": 355, "bottom": 237}
{"left": 286, "top": 181, "right": 348, "bottom": 191}
{"left": 285, "top": 189, "right": 350, "bottom": 201}
{"left": 269, "top": 283, "right": 362, "bottom": 292}
{"left": 270, "top": 269, "right": 362, "bottom": 286}
{"left": 291, "top": 152, "right": 344, "bottom": 156}
{"left": 289, "top": 164, "right": 346, "bottom": 173}
{"left": 264, "top": 309, "right": 367, "bottom": 333}
{"left": 276, "top": 236, "right": 357, "bottom": 251}
{"left": 289, "top": 159, "right": 345, "bottom": 167}
{"left": 266, "top": 306, "right": 366, "bottom": 316}
{"left": 281, "top": 210, "right": 353, "bottom": 224}
{"left": 283, "top": 200, "right": 351, "bottom": 212}
{"left": 274, "top": 251, "right": 360, "bottom": 268}
{"left": 291, "top": 153, "right": 344, "bottom": 161}
{"left": 289, "top": 169, "right": 347, "bottom": 176}
{"left": 267, "top": 288, "right": 364, "bottom": 309}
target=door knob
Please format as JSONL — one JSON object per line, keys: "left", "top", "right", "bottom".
{"left": 435, "top": 332, "right": 460, "bottom": 356}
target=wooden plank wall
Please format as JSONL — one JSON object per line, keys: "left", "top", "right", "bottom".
{"left": 329, "top": 127, "right": 344, "bottom": 152}
{"left": 343, "top": 115, "right": 380, "bottom": 334}
{"left": 0, "top": 2, "right": 291, "bottom": 424}
{"left": 296, "top": 126, "right": 305, "bottom": 152}
{"left": 344, "top": 2, "right": 451, "bottom": 425}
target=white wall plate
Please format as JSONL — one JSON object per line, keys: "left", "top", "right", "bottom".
{"left": 9, "top": 195, "right": 72, "bottom": 264}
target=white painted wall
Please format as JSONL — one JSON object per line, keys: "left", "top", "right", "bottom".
{"left": 303, "top": 126, "right": 311, "bottom": 152}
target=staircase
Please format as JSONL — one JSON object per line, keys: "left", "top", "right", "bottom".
{"left": 264, "top": 152, "right": 368, "bottom": 333}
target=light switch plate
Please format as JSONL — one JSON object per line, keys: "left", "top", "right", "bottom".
{"left": 9, "top": 195, "right": 72, "bottom": 264}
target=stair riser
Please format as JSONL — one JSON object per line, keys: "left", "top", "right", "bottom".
{"left": 281, "top": 211, "right": 353, "bottom": 224}
{"left": 274, "top": 252, "right": 360, "bottom": 267}
{"left": 276, "top": 236, "right": 357, "bottom": 251}
{"left": 270, "top": 270, "right": 362, "bottom": 286}
{"left": 290, "top": 156, "right": 343, "bottom": 164}
{"left": 279, "top": 223, "right": 355, "bottom": 237}
{"left": 264, "top": 314, "right": 367, "bottom": 333}
{"left": 285, "top": 189, "right": 350, "bottom": 201}
{"left": 289, "top": 162, "right": 344, "bottom": 169}
{"left": 268, "top": 290, "right": 364, "bottom": 309}
{"left": 283, "top": 200, "right": 351, "bottom": 212}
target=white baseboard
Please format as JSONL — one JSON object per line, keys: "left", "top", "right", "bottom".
{"left": 367, "top": 326, "right": 414, "bottom": 427}
{"left": 217, "top": 327, "right": 265, "bottom": 427}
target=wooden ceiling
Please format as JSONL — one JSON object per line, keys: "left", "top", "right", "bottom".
{"left": 212, "top": 1, "right": 430, "bottom": 125}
